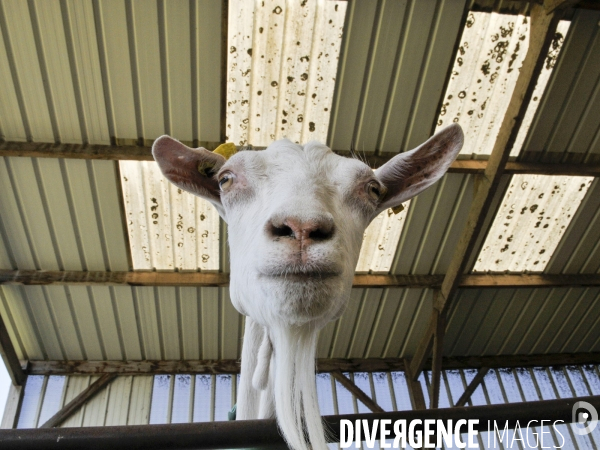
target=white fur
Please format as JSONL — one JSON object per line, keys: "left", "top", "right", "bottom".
{"left": 153, "top": 125, "right": 464, "bottom": 450}
{"left": 252, "top": 326, "right": 272, "bottom": 391}
{"left": 226, "top": 141, "right": 365, "bottom": 449}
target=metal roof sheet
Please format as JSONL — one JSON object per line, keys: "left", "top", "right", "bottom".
{"left": 0, "top": 0, "right": 600, "bottom": 373}
{"left": 328, "top": 0, "right": 467, "bottom": 154}
{"left": 446, "top": 287, "right": 600, "bottom": 356}
{"left": 0, "top": 157, "right": 129, "bottom": 271}
{"left": 390, "top": 173, "right": 476, "bottom": 275}
{"left": 317, "top": 287, "right": 435, "bottom": 359}
{"left": 0, "top": 285, "right": 241, "bottom": 361}
{"left": 519, "top": 9, "right": 600, "bottom": 164}
{"left": 0, "top": 0, "right": 222, "bottom": 146}
{"left": 2, "top": 278, "right": 599, "bottom": 380}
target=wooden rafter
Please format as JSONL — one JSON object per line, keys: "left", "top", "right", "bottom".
{"left": 1, "top": 140, "right": 600, "bottom": 176}
{"left": 22, "top": 352, "right": 600, "bottom": 376}
{"left": 429, "top": 305, "right": 446, "bottom": 409}
{"left": 402, "top": 358, "right": 426, "bottom": 410}
{"left": 0, "top": 314, "right": 26, "bottom": 386}
{"left": 40, "top": 374, "right": 117, "bottom": 428}
{"left": 0, "top": 384, "right": 23, "bottom": 429}
{"left": 2, "top": 269, "right": 600, "bottom": 289}
{"left": 330, "top": 370, "right": 384, "bottom": 413}
{"left": 407, "top": 1, "right": 570, "bottom": 384}
{"left": 455, "top": 367, "right": 491, "bottom": 407}
{"left": 438, "top": 1, "right": 566, "bottom": 315}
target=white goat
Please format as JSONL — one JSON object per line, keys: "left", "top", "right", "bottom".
{"left": 153, "top": 124, "right": 464, "bottom": 449}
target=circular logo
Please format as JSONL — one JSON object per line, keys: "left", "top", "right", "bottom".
{"left": 572, "top": 401, "right": 598, "bottom": 436}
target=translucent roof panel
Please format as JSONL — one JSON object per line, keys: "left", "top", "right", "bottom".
{"left": 435, "top": 12, "right": 569, "bottom": 158}
{"left": 120, "top": 161, "right": 220, "bottom": 271}
{"left": 512, "top": 20, "right": 570, "bottom": 155}
{"left": 356, "top": 203, "right": 410, "bottom": 274}
{"left": 474, "top": 175, "right": 593, "bottom": 272}
{"left": 226, "top": 0, "right": 347, "bottom": 146}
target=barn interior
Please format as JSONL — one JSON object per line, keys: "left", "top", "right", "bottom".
{"left": 0, "top": 0, "right": 599, "bottom": 448}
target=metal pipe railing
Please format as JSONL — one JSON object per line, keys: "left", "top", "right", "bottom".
{"left": 0, "top": 395, "right": 598, "bottom": 449}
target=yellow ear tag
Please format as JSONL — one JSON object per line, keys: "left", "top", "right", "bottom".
{"left": 213, "top": 142, "right": 237, "bottom": 160}
{"left": 391, "top": 204, "right": 405, "bottom": 215}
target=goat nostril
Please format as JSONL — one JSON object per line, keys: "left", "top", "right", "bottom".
{"left": 268, "top": 222, "right": 296, "bottom": 239}
{"left": 274, "top": 225, "right": 296, "bottom": 237}
{"left": 267, "top": 217, "right": 334, "bottom": 242}
{"left": 309, "top": 227, "right": 333, "bottom": 240}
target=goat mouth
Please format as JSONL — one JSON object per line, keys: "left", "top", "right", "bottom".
{"left": 259, "top": 266, "right": 341, "bottom": 281}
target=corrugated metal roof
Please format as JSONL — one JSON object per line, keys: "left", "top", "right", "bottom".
{"left": 2, "top": 284, "right": 430, "bottom": 361}
{"left": 390, "top": 173, "right": 476, "bottom": 275}
{"left": 4, "top": 283, "right": 596, "bottom": 363}
{"left": 446, "top": 287, "right": 600, "bottom": 356}
{"left": 0, "top": 157, "right": 129, "bottom": 271}
{"left": 0, "top": 0, "right": 222, "bottom": 146}
{"left": 225, "top": 0, "right": 346, "bottom": 146}
{"left": 0, "top": 285, "right": 241, "bottom": 361}
{"left": 519, "top": 9, "right": 600, "bottom": 164}
{"left": 0, "top": 0, "right": 599, "bottom": 380}
{"left": 317, "top": 288, "right": 434, "bottom": 360}
{"left": 328, "top": 0, "right": 467, "bottom": 154}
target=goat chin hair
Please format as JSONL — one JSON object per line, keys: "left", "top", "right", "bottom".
{"left": 270, "top": 322, "right": 330, "bottom": 450}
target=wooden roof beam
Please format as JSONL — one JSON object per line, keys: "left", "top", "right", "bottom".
{"left": 23, "top": 352, "right": 600, "bottom": 376}
{"left": 330, "top": 370, "right": 384, "bottom": 413}
{"left": 429, "top": 306, "right": 446, "bottom": 409}
{"left": 454, "top": 367, "right": 490, "bottom": 407}
{"left": 2, "top": 141, "right": 600, "bottom": 176}
{"left": 408, "top": 1, "right": 571, "bottom": 382}
{"left": 0, "top": 314, "right": 26, "bottom": 386}
{"left": 39, "top": 374, "right": 117, "bottom": 429}
{"left": 2, "top": 270, "right": 600, "bottom": 289}
{"left": 402, "top": 358, "right": 426, "bottom": 410}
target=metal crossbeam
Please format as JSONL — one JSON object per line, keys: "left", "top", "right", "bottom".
{"left": 0, "top": 396, "right": 598, "bottom": 449}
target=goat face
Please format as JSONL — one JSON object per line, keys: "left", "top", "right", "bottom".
{"left": 152, "top": 124, "right": 464, "bottom": 450}
{"left": 220, "top": 139, "right": 378, "bottom": 327}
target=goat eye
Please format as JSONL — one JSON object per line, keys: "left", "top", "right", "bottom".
{"left": 366, "top": 181, "right": 382, "bottom": 201}
{"left": 218, "top": 172, "right": 235, "bottom": 190}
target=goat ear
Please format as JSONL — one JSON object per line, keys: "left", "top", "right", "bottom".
{"left": 152, "top": 135, "right": 227, "bottom": 217}
{"left": 374, "top": 124, "right": 464, "bottom": 215}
